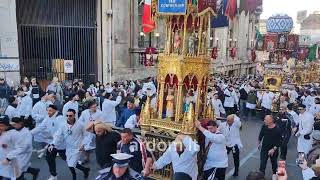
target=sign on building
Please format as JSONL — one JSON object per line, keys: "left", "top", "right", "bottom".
{"left": 64, "top": 60, "right": 74, "bottom": 73}
{"left": 158, "top": 0, "right": 187, "bottom": 14}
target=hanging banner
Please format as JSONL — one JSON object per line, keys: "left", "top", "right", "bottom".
{"left": 158, "top": 0, "right": 187, "bottom": 14}
{"left": 64, "top": 60, "right": 74, "bottom": 73}
{"left": 198, "top": 0, "right": 217, "bottom": 16}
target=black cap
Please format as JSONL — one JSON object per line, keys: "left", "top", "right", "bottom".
{"left": 0, "top": 115, "right": 10, "bottom": 126}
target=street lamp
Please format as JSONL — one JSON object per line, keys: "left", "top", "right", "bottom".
{"left": 139, "top": 32, "right": 145, "bottom": 47}
{"left": 155, "top": 32, "right": 160, "bottom": 48}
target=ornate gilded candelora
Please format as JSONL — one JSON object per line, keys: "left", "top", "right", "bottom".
{"left": 140, "top": 1, "right": 217, "bottom": 138}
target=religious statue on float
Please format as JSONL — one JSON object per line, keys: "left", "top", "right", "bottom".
{"left": 165, "top": 88, "right": 175, "bottom": 119}
{"left": 183, "top": 89, "right": 196, "bottom": 113}
{"left": 173, "top": 30, "right": 182, "bottom": 54}
{"left": 188, "top": 32, "right": 195, "bottom": 55}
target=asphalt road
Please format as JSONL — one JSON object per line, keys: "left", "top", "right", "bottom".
{"left": 24, "top": 113, "right": 303, "bottom": 180}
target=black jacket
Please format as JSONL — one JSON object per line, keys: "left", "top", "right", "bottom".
{"left": 95, "top": 131, "right": 121, "bottom": 168}
{"left": 275, "top": 113, "right": 292, "bottom": 145}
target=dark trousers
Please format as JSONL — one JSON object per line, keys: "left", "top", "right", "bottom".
{"left": 204, "top": 167, "right": 226, "bottom": 180}
{"left": 46, "top": 148, "right": 67, "bottom": 176}
{"left": 227, "top": 145, "right": 240, "bottom": 173}
{"left": 280, "top": 144, "right": 288, "bottom": 160}
{"left": 69, "top": 164, "right": 89, "bottom": 180}
{"left": 46, "top": 148, "right": 88, "bottom": 180}
{"left": 259, "top": 149, "right": 279, "bottom": 174}
{"left": 225, "top": 107, "right": 235, "bottom": 116}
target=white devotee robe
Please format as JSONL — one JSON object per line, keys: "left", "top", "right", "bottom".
{"left": 31, "top": 112, "right": 66, "bottom": 150}
{"left": 302, "top": 168, "right": 316, "bottom": 180}
{"left": 78, "top": 109, "right": 105, "bottom": 125}
{"left": 224, "top": 89, "right": 235, "bottom": 108}
{"left": 102, "top": 96, "right": 122, "bottom": 125}
{"left": 218, "top": 115, "right": 243, "bottom": 148}
{"left": 154, "top": 136, "right": 200, "bottom": 180}
{"left": 0, "top": 129, "right": 18, "bottom": 179}
{"left": 297, "top": 111, "right": 314, "bottom": 154}
{"left": 5, "top": 105, "right": 17, "bottom": 120}
{"left": 288, "top": 110, "right": 299, "bottom": 126}
{"left": 16, "top": 95, "right": 33, "bottom": 117}
{"left": 78, "top": 109, "right": 105, "bottom": 150}
{"left": 261, "top": 92, "right": 274, "bottom": 110}
{"left": 303, "top": 95, "right": 314, "bottom": 111}
{"left": 53, "top": 120, "right": 89, "bottom": 167}
{"left": 7, "top": 128, "right": 33, "bottom": 173}
{"left": 63, "top": 100, "right": 79, "bottom": 118}
{"left": 309, "top": 103, "right": 320, "bottom": 116}
{"left": 124, "top": 114, "right": 138, "bottom": 129}
{"left": 211, "top": 98, "right": 226, "bottom": 117}
{"left": 31, "top": 100, "right": 52, "bottom": 142}
{"left": 288, "top": 90, "right": 298, "bottom": 103}
{"left": 202, "top": 130, "right": 228, "bottom": 170}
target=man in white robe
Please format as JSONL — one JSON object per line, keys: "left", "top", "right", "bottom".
{"left": 16, "top": 88, "right": 33, "bottom": 117}
{"left": 102, "top": 92, "right": 122, "bottom": 125}
{"left": 4, "top": 97, "right": 17, "bottom": 120}
{"left": 195, "top": 120, "right": 228, "bottom": 180}
{"left": 124, "top": 109, "right": 141, "bottom": 129}
{"left": 295, "top": 104, "right": 315, "bottom": 154}
{"left": 78, "top": 101, "right": 105, "bottom": 164}
{"left": 7, "top": 117, "right": 39, "bottom": 180}
{"left": 218, "top": 114, "right": 242, "bottom": 176}
{"left": 51, "top": 109, "right": 90, "bottom": 180}
{"left": 309, "top": 97, "right": 320, "bottom": 116}
{"left": 211, "top": 93, "right": 226, "bottom": 118}
{"left": 0, "top": 116, "right": 19, "bottom": 180}
{"left": 153, "top": 135, "right": 199, "bottom": 180}
{"left": 31, "top": 105, "right": 66, "bottom": 180}
{"left": 62, "top": 94, "right": 79, "bottom": 118}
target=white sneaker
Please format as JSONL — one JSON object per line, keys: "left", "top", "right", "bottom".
{"left": 272, "top": 174, "right": 277, "bottom": 180}
{"left": 48, "top": 175, "right": 57, "bottom": 180}
{"left": 38, "top": 152, "right": 45, "bottom": 159}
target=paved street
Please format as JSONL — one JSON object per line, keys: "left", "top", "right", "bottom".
{"left": 24, "top": 113, "right": 303, "bottom": 180}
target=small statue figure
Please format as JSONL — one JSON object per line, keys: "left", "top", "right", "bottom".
{"left": 173, "top": 30, "right": 181, "bottom": 54}
{"left": 183, "top": 89, "right": 195, "bottom": 113}
{"left": 166, "top": 89, "right": 175, "bottom": 118}
{"left": 188, "top": 33, "right": 195, "bottom": 55}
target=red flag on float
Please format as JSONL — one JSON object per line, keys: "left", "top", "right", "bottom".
{"left": 225, "top": 0, "right": 237, "bottom": 21}
{"left": 142, "top": 0, "right": 155, "bottom": 33}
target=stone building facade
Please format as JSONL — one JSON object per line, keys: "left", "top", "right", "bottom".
{"left": 0, "top": 0, "right": 260, "bottom": 85}
{"left": 300, "top": 11, "right": 320, "bottom": 44}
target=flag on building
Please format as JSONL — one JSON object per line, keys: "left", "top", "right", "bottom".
{"left": 255, "top": 28, "right": 263, "bottom": 41}
{"left": 308, "top": 44, "right": 318, "bottom": 61}
{"left": 225, "top": 0, "right": 237, "bottom": 20}
{"left": 142, "top": 0, "right": 155, "bottom": 33}
{"left": 212, "top": 0, "right": 229, "bottom": 28}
